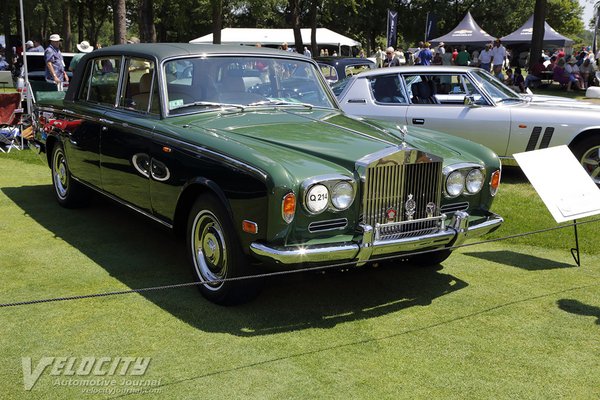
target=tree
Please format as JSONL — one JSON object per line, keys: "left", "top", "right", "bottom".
{"left": 529, "top": 0, "right": 546, "bottom": 71}
{"left": 139, "top": 0, "right": 156, "bottom": 43}
{"left": 113, "top": 0, "right": 126, "bottom": 44}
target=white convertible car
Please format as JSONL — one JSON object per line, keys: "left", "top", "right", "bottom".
{"left": 334, "top": 66, "right": 600, "bottom": 184}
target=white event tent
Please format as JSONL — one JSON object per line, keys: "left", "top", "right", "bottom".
{"left": 190, "top": 28, "right": 361, "bottom": 55}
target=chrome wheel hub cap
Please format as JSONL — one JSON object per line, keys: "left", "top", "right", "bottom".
{"left": 581, "top": 145, "right": 600, "bottom": 185}
{"left": 192, "top": 211, "right": 227, "bottom": 291}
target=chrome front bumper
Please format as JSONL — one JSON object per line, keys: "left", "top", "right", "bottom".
{"left": 250, "top": 211, "right": 503, "bottom": 266}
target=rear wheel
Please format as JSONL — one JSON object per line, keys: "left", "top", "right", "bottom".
{"left": 51, "top": 142, "right": 89, "bottom": 208}
{"left": 571, "top": 137, "right": 600, "bottom": 185}
{"left": 186, "top": 195, "right": 261, "bottom": 305}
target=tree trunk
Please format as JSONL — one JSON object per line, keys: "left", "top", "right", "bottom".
{"left": 211, "top": 0, "right": 222, "bottom": 44}
{"left": 78, "top": 1, "right": 85, "bottom": 44}
{"left": 529, "top": 0, "right": 546, "bottom": 71}
{"left": 309, "top": 0, "right": 318, "bottom": 56}
{"left": 139, "top": 0, "right": 156, "bottom": 43}
{"left": 113, "top": 0, "right": 127, "bottom": 44}
{"left": 289, "top": 0, "right": 302, "bottom": 53}
{"left": 63, "top": 0, "right": 72, "bottom": 52}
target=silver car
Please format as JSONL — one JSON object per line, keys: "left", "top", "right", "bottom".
{"left": 334, "top": 66, "right": 600, "bottom": 184}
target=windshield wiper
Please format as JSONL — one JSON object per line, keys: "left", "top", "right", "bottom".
{"left": 247, "top": 100, "right": 314, "bottom": 109}
{"left": 172, "top": 101, "right": 246, "bottom": 111}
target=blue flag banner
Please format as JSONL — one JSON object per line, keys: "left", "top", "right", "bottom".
{"left": 425, "top": 12, "right": 438, "bottom": 41}
{"left": 593, "top": 13, "right": 598, "bottom": 56}
{"left": 387, "top": 10, "right": 398, "bottom": 48}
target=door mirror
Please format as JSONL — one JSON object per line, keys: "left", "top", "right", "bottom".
{"left": 463, "top": 95, "right": 479, "bottom": 107}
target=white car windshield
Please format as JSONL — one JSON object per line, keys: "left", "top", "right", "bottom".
{"left": 470, "top": 69, "right": 522, "bottom": 103}
{"left": 164, "top": 56, "right": 335, "bottom": 115}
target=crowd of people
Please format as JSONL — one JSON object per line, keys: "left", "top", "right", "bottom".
{"left": 371, "top": 38, "right": 600, "bottom": 93}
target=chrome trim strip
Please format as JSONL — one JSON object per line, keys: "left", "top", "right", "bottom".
{"left": 308, "top": 218, "right": 348, "bottom": 233}
{"left": 71, "top": 176, "right": 173, "bottom": 229}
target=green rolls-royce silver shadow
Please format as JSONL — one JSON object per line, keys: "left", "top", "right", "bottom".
{"left": 31, "top": 44, "right": 503, "bottom": 304}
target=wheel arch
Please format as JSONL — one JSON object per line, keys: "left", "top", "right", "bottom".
{"left": 568, "top": 128, "right": 600, "bottom": 150}
{"left": 173, "top": 177, "right": 232, "bottom": 238}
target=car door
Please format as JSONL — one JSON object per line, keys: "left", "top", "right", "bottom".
{"left": 402, "top": 72, "right": 511, "bottom": 157}
{"left": 60, "top": 57, "right": 106, "bottom": 189}
{"left": 96, "top": 56, "right": 155, "bottom": 213}
{"left": 339, "top": 74, "right": 410, "bottom": 124}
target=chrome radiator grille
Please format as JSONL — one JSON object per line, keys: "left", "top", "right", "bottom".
{"left": 361, "top": 156, "right": 443, "bottom": 240}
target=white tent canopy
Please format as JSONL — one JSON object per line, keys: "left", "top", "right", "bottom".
{"left": 190, "top": 28, "right": 361, "bottom": 50}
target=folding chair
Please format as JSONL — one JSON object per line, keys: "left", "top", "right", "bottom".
{"left": 0, "top": 92, "right": 24, "bottom": 153}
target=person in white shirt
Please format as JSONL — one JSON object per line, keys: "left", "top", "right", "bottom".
{"left": 478, "top": 43, "right": 493, "bottom": 71}
{"left": 490, "top": 39, "right": 506, "bottom": 76}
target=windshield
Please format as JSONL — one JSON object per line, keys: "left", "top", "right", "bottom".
{"left": 164, "top": 56, "right": 335, "bottom": 115}
{"left": 470, "top": 69, "right": 522, "bottom": 103}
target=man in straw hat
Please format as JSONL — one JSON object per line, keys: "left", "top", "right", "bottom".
{"left": 69, "top": 40, "right": 94, "bottom": 72}
{"left": 44, "top": 34, "right": 68, "bottom": 90}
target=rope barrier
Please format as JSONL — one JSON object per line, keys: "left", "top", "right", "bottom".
{"left": 2, "top": 217, "right": 599, "bottom": 308}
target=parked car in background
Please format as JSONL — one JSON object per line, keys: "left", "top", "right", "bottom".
{"left": 334, "top": 65, "right": 600, "bottom": 184}
{"left": 17, "top": 52, "right": 74, "bottom": 100}
{"left": 315, "top": 56, "right": 375, "bottom": 84}
{"left": 30, "top": 44, "right": 503, "bottom": 305}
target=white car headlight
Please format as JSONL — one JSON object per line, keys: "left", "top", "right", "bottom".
{"left": 331, "top": 181, "right": 354, "bottom": 210}
{"left": 446, "top": 170, "right": 465, "bottom": 197}
{"left": 465, "top": 168, "right": 484, "bottom": 194}
{"left": 305, "top": 184, "right": 329, "bottom": 213}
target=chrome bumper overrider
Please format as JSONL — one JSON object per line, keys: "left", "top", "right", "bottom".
{"left": 250, "top": 211, "right": 503, "bottom": 266}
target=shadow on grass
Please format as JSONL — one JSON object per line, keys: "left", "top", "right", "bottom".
{"left": 557, "top": 299, "right": 600, "bottom": 325}
{"left": 3, "top": 185, "right": 467, "bottom": 336}
{"left": 463, "top": 250, "right": 574, "bottom": 270}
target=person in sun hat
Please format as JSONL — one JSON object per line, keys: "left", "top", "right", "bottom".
{"left": 69, "top": 40, "right": 94, "bottom": 72}
{"left": 44, "top": 34, "right": 68, "bottom": 90}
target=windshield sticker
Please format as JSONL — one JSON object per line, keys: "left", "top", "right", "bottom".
{"left": 169, "top": 99, "right": 184, "bottom": 109}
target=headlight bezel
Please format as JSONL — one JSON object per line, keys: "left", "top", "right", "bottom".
{"left": 443, "top": 163, "right": 487, "bottom": 198}
{"left": 301, "top": 175, "right": 356, "bottom": 215}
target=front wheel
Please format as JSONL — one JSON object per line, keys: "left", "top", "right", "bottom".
{"left": 51, "top": 142, "right": 89, "bottom": 208}
{"left": 186, "top": 195, "right": 261, "bottom": 305}
{"left": 571, "top": 137, "right": 600, "bottom": 185}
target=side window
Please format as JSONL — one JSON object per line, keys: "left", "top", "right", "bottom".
{"left": 120, "top": 58, "right": 159, "bottom": 114}
{"left": 320, "top": 65, "right": 338, "bottom": 82}
{"left": 370, "top": 75, "right": 407, "bottom": 104}
{"left": 79, "top": 57, "right": 122, "bottom": 106}
{"left": 344, "top": 64, "right": 370, "bottom": 78}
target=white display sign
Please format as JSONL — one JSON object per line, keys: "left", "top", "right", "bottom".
{"left": 514, "top": 145, "right": 600, "bottom": 223}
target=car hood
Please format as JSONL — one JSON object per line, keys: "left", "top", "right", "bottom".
{"left": 177, "top": 108, "right": 464, "bottom": 170}
{"left": 524, "top": 95, "right": 600, "bottom": 110}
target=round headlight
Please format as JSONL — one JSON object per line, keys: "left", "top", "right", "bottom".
{"left": 465, "top": 168, "right": 485, "bottom": 194}
{"left": 446, "top": 170, "right": 465, "bottom": 197}
{"left": 331, "top": 181, "right": 354, "bottom": 210}
{"left": 305, "top": 184, "right": 329, "bottom": 213}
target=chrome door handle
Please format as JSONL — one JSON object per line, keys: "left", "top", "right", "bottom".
{"left": 412, "top": 118, "right": 425, "bottom": 125}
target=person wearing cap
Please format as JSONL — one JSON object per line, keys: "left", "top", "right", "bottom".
{"left": 69, "top": 40, "right": 93, "bottom": 72}
{"left": 437, "top": 42, "right": 445, "bottom": 55}
{"left": 45, "top": 34, "right": 68, "bottom": 90}
{"left": 29, "top": 39, "right": 44, "bottom": 52}
{"left": 25, "top": 41, "right": 34, "bottom": 51}
{"left": 564, "top": 55, "right": 585, "bottom": 89}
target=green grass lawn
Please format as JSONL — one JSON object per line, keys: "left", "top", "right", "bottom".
{"left": 1, "top": 149, "right": 599, "bottom": 399}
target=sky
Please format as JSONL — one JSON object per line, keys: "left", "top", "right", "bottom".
{"left": 579, "top": 0, "right": 596, "bottom": 26}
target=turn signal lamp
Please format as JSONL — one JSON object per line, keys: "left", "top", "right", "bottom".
{"left": 490, "top": 170, "right": 501, "bottom": 196}
{"left": 282, "top": 192, "right": 296, "bottom": 224}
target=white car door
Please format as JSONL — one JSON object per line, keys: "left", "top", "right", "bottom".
{"left": 338, "top": 74, "right": 410, "bottom": 124}
{"left": 402, "top": 73, "right": 512, "bottom": 157}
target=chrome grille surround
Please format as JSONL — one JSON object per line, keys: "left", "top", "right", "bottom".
{"left": 356, "top": 146, "right": 444, "bottom": 241}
